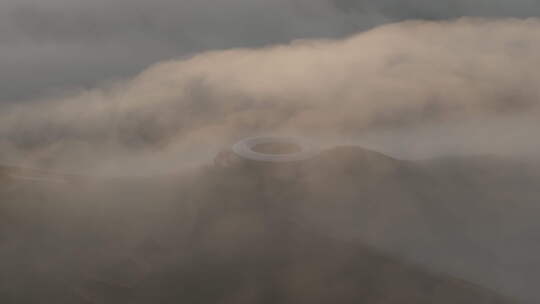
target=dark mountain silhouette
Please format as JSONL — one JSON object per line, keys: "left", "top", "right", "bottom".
{"left": 1, "top": 146, "right": 536, "bottom": 303}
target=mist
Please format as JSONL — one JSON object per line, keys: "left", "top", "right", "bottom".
{"left": 2, "top": 15, "right": 540, "bottom": 304}
{"left": 4, "top": 0, "right": 540, "bottom": 102}
{"left": 1, "top": 18, "right": 539, "bottom": 174}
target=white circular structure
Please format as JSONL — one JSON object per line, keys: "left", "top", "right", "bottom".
{"left": 232, "top": 136, "right": 318, "bottom": 163}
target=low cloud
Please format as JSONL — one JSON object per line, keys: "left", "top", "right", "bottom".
{"left": 1, "top": 19, "right": 540, "bottom": 174}
{"left": 5, "top": 0, "right": 540, "bottom": 102}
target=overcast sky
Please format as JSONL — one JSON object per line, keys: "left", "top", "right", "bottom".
{"left": 3, "top": 0, "right": 540, "bottom": 102}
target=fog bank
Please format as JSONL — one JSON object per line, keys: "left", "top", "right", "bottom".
{"left": 1, "top": 19, "right": 539, "bottom": 174}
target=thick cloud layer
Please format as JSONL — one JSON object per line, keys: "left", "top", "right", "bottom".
{"left": 1, "top": 19, "right": 539, "bottom": 174}
{"left": 3, "top": 0, "right": 540, "bottom": 102}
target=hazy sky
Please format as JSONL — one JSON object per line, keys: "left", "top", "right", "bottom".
{"left": 3, "top": 0, "right": 540, "bottom": 102}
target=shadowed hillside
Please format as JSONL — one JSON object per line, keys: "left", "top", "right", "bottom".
{"left": 1, "top": 146, "right": 536, "bottom": 303}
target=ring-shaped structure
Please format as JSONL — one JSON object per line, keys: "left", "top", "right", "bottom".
{"left": 232, "top": 136, "right": 318, "bottom": 163}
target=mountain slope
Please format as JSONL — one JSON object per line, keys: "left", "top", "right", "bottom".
{"left": 1, "top": 146, "right": 536, "bottom": 303}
